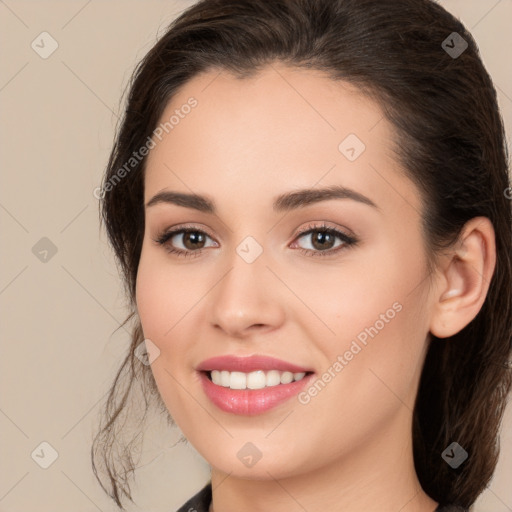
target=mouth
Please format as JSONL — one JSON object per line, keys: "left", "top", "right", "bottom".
{"left": 196, "top": 355, "right": 315, "bottom": 415}
{"left": 202, "top": 369, "right": 314, "bottom": 389}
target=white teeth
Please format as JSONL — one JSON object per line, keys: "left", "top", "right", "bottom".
{"left": 220, "top": 370, "right": 230, "bottom": 387}
{"left": 247, "top": 371, "right": 267, "bottom": 389}
{"left": 280, "top": 371, "right": 294, "bottom": 384}
{"left": 230, "top": 371, "right": 247, "bottom": 389}
{"left": 209, "top": 369, "right": 308, "bottom": 390}
{"left": 211, "top": 370, "right": 221, "bottom": 385}
{"left": 266, "top": 370, "right": 281, "bottom": 387}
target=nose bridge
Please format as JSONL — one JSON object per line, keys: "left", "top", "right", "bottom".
{"left": 209, "top": 235, "right": 284, "bottom": 336}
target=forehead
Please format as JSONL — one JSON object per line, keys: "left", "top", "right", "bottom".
{"left": 144, "top": 64, "right": 421, "bottom": 217}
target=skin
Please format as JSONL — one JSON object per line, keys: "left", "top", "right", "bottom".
{"left": 135, "top": 63, "right": 496, "bottom": 512}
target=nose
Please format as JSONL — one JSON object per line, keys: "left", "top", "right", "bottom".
{"left": 209, "top": 248, "right": 286, "bottom": 339}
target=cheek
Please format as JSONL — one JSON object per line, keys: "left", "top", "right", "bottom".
{"left": 312, "top": 246, "right": 430, "bottom": 418}
{"left": 134, "top": 250, "right": 197, "bottom": 414}
{"left": 304, "top": 244, "right": 424, "bottom": 345}
{"left": 135, "top": 251, "right": 200, "bottom": 423}
{"left": 135, "top": 248, "right": 200, "bottom": 341}
{"left": 308, "top": 231, "right": 429, "bottom": 371}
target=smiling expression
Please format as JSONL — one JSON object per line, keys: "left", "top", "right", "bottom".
{"left": 135, "top": 62, "right": 436, "bottom": 479}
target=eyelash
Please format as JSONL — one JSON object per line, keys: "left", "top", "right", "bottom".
{"left": 153, "top": 222, "right": 358, "bottom": 259}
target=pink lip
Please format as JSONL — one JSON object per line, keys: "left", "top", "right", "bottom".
{"left": 198, "top": 371, "right": 315, "bottom": 416}
{"left": 196, "top": 355, "right": 315, "bottom": 416}
{"left": 196, "top": 355, "right": 312, "bottom": 373}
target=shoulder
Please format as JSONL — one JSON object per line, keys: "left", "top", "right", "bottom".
{"left": 175, "top": 482, "right": 212, "bottom": 512}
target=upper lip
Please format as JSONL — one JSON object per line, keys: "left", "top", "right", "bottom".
{"left": 196, "top": 355, "right": 313, "bottom": 373}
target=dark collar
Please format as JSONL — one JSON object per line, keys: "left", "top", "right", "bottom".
{"left": 176, "top": 482, "right": 212, "bottom": 512}
{"left": 175, "top": 482, "right": 467, "bottom": 512}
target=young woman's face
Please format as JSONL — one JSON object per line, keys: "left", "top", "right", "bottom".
{"left": 136, "top": 64, "right": 436, "bottom": 480}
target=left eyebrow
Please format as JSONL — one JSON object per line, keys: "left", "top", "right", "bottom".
{"left": 145, "top": 184, "right": 379, "bottom": 212}
{"left": 273, "top": 185, "right": 379, "bottom": 212}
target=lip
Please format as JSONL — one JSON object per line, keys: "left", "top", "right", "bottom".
{"left": 196, "top": 355, "right": 313, "bottom": 373}
{"left": 199, "top": 371, "right": 315, "bottom": 416}
{"left": 196, "top": 355, "right": 315, "bottom": 416}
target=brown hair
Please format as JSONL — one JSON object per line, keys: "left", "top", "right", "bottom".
{"left": 92, "top": 0, "right": 512, "bottom": 509}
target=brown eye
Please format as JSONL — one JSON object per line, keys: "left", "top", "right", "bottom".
{"left": 296, "top": 228, "right": 354, "bottom": 252}
{"left": 181, "top": 231, "right": 207, "bottom": 250}
{"left": 154, "top": 227, "right": 217, "bottom": 257}
{"left": 309, "top": 231, "right": 337, "bottom": 251}
{"left": 292, "top": 224, "right": 358, "bottom": 258}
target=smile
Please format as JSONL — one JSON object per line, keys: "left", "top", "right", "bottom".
{"left": 197, "top": 355, "right": 315, "bottom": 415}
{"left": 208, "top": 369, "right": 308, "bottom": 389}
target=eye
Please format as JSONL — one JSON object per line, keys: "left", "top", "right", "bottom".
{"left": 291, "top": 222, "right": 358, "bottom": 257}
{"left": 153, "top": 225, "right": 217, "bottom": 258}
{"left": 153, "top": 222, "right": 358, "bottom": 259}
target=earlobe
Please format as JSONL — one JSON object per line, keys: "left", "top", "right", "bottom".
{"left": 429, "top": 217, "right": 496, "bottom": 339}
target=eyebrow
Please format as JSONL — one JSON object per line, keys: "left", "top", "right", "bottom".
{"left": 145, "top": 185, "right": 378, "bottom": 213}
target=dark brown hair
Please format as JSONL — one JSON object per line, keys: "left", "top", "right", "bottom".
{"left": 92, "top": 0, "right": 512, "bottom": 509}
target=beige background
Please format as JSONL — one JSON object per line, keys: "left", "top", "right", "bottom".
{"left": 0, "top": 1, "right": 511, "bottom": 511}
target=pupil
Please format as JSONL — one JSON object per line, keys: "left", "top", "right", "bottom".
{"left": 185, "top": 231, "right": 205, "bottom": 249}
{"left": 312, "top": 231, "right": 334, "bottom": 250}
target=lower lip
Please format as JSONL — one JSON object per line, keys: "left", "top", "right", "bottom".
{"left": 199, "top": 371, "right": 314, "bottom": 415}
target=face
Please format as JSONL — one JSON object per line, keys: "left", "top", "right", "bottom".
{"left": 136, "top": 63, "right": 436, "bottom": 480}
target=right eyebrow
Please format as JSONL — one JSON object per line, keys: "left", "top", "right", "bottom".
{"left": 145, "top": 191, "right": 214, "bottom": 212}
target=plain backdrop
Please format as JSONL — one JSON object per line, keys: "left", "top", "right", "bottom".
{"left": 1, "top": 1, "right": 511, "bottom": 511}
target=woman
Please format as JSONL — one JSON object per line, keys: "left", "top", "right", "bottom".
{"left": 92, "top": 0, "right": 512, "bottom": 511}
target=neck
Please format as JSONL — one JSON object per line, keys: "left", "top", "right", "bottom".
{"left": 209, "top": 412, "right": 438, "bottom": 512}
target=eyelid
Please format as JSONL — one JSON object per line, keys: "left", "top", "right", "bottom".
{"left": 293, "top": 221, "right": 355, "bottom": 240}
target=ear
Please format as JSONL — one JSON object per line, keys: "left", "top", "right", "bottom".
{"left": 429, "top": 217, "right": 496, "bottom": 338}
